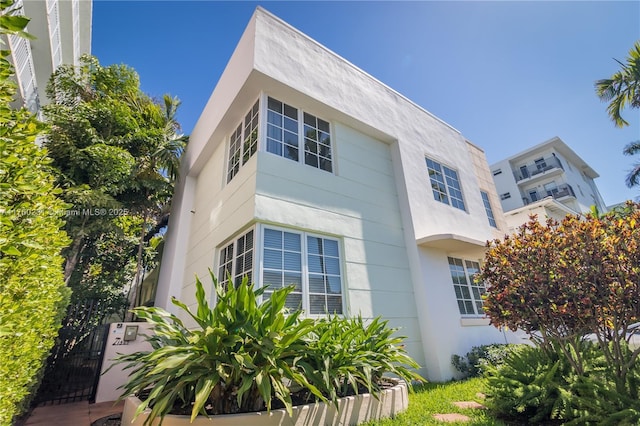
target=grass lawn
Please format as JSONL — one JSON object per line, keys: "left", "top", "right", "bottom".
{"left": 362, "top": 378, "right": 507, "bottom": 426}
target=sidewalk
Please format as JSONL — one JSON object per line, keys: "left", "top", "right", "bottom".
{"left": 25, "top": 400, "right": 123, "bottom": 426}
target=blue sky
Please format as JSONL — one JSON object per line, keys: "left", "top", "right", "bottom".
{"left": 92, "top": 1, "right": 639, "bottom": 206}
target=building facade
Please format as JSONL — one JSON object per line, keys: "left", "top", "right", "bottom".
{"left": 491, "top": 137, "right": 607, "bottom": 231}
{"left": 3, "top": 0, "right": 92, "bottom": 114}
{"left": 156, "top": 8, "right": 525, "bottom": 381}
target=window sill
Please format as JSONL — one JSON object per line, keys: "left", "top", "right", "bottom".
{"left": 460, "top": 317, "right": 490, "bottom": 327}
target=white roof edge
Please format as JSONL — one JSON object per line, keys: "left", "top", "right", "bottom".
{"left": 505, "top": 197, "right": 580, "bottom": 217}
{"left": 254, "top": 6, "right": 461, "bottom": 135}
{"left": 416, "top": 233, "right": 486, "bottom": 247}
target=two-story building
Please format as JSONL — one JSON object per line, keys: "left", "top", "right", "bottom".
{"left": 491, "top": 137, "right": 607, "bottom": 231}
{"left": 155, "top": 7, "right": 525, "bottom": 381}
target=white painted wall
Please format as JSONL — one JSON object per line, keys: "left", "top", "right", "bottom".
{"left": 254, "top": 123, "right": 423, "bottom": 367}
{"left": 95, "top": 322, "right": 153, "bottom": 404}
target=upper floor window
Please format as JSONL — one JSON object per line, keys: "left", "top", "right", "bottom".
{"left": 448, "top": 257, "right": 485, "bottom": 316}
{"left": 267, "top": 97, "right": 333, "bottom": 172}
{"left": 480, "top": 191, "right": 497, "bottom": 228}
{"left": 492, "top": 169, "right": 502, "bottom": 176}
{"left": 227, "top": 100, "right": 260, "bottom": 183}
{"left": 500, "top": 192, "right": 511, "bottom": 200}
{"left": 426, "top": 158, "right": 465, "bottom": 211}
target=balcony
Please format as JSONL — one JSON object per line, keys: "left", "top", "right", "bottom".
{"left": 514, "top": 156, "right": 564, "bottom": 182}
{"left": 523, "top": 184, "right": 576, "bottom": 205}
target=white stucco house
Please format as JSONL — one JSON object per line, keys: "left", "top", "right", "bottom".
{"left": 491, "top": 137, "right": 608, "bottom": 231}
{"left": 155, "top": 7, "right": 524, "bottom": 381}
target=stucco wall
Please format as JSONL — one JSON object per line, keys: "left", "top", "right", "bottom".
{"left": 95, "top": 322, "right": 154, "bottom": 404}
{"left": 254, "top": 123, "right": 423, "bottom": 366}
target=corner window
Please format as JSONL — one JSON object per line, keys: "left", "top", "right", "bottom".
{"left": 261, "top": 227, "right": 343, "bottom": 315}
{"left": 480, "top": 191, "right": 497, "bottom": 228}
{"left": 426, "top": 158, "right": 465, "bottom": 211}
{"left": 217, "top": 226, "right": 343, "bottom": 315}
{"left": 227, "top": 100, "right": 260, "bottom": 183}
{"left": 266, "top": 96, "right": 333, "bottom": 172}
{"left": 448, "top": 257, "right": 484, "bottom": 316}
{"left": 218, "top": 229, "right": 254, "bottom": 289}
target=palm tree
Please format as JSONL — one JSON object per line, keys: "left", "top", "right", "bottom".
{"left": 623, "top": 140, "right": 640, "bottom": 187}
{"left": 595, "top": 41, "right": 640, "bottom": 128}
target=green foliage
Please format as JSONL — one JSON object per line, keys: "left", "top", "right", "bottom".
{"left": 298, "top": 315, "right": 423, "bottom": 403}
{"left": 115, "top": 272, "right": 423, "bottom": 425}
{"left": 451, "top": 344, "right": 522, "bottom": 378}
{"left": 0, "top": 1, "right": 70, "bottom": 422}
{"left": 43, "top": 54, "right": 188, "bottom": 320}
{"left": 485, "top": 341, "right": 640, "bottom": 425}
{"left": 595, "top": 40, "right": 640, "bottom": 128}
{"left": 480, "top": 209, "right": 640, "bottom": 394}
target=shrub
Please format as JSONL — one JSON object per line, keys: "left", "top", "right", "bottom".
{"left": 0, "top": 2, "right": 71, "bottom": 423}
{"left": 451, "top": 343, "right": 521, "bottom": 378}
{"left": 298, "top": 315, "right": 423, "bottom": 402}
{"left": 485, "top": 340, "right": 640, "bottom": 425}
{"left": 115, "top": 271, "right": 423, "bottom": 425}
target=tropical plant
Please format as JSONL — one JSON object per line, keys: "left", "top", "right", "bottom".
{"left": 595, "top": 40, "right": 640, "bottom": 128}
{"left": 0, "top": 1, "right": 70, "bottom": 422}
{"left": 622, "top": 140, "right": 640, "bottom": 188}
{"left": 298, "top": 315, "right": 423, "bottom": 403}
{"left": 115, "top": 272, "right": 325, "bottom": 425}
{"left": 480, "top": 209, "right": 640, "bottom": 394}
{"left": 115, "top": 272, "right": 423, "bottom": 425}
{"left": 485, "top": 340, "right": 640, "bottom": 425}
{"left": 43, "top": 54, "right": 188, "bottom": 321}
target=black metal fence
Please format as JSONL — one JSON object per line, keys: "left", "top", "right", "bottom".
{"left": 33, "top": 300, "right": 110, "bottom": 405}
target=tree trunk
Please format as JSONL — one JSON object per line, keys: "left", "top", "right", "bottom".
{"left": 125, "top": 211, "right": 148, "bottom": 321}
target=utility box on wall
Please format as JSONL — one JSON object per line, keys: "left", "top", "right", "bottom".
{"left": 94, "top": 322, "right": 154, "bottom": 403}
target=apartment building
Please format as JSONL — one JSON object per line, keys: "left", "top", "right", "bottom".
{"left": 156, "top": 7, "right": 525, "bottom": 381}
{"left": 2, "top": 0, "right": 92, "bottom": 114}
{"left": 491, "top": 137, "right": 607, "bottom": 231}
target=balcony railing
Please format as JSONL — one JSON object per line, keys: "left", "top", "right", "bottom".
{"left": 514, "top": 156, "right": 563, "bottom": 182}
{"left": 523, "top": 184, "right": 575, "bottom": 205}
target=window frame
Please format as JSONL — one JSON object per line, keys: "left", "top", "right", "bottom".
{"left": 425, "top": 157, "right": 466, "bottom": 211}
{"left": 480, "top": 191, "right": 497, "bottom": 228}
{"left": 264, "top": 95, "right": 334, "bottom": 174}
{"left": 218, "top": 229, "right": 255, "bottom": 289}
{"left": 226, "top": 98, "right": 260, "bottom": 183}
{"left": 447, "top": 256, "right": 485, "bottom": 317}
{"left": 217, "top": 225, "right": 345, "bottom": 316}
{"left": 258, "top": 225, "right": 345, "bottom": 316}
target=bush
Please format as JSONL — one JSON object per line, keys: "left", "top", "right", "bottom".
{"left": 0, "top": 3, "right": 71, "bottom": 423}
{"left": 298, "top": 315, "right": 423, "bottom": 402}
{"left": 115, "top": 271, "right": 424, "bottom": 425}
{"left": 451, "top": 343, "right": 521, "bottom": 378}
{"left": 484, "top": 340, "right": 640, "bottom": 425}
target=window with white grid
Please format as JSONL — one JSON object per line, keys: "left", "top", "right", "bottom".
{"left": 260, "top": 227, "right": 343, "bottom": 315}
{"left": 218, "top": 229, "right": 254, "bottom": 289}
{"left": 448, "top": 257, "right": 485, "bottom": 316}
{"left": 480, "top": 191, "right": 497, "bottom": 228}
{"left": 266, "top": 96, "right": 333, "bottom": 173}
{"left": 226, "top": 100, "right": 259, "bottom": 183}
{"left": 426, "top": 158, "right": 466, "bottom": 211}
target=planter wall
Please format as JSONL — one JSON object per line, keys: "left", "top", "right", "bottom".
{"left": 122, "top": 380, "right": 408, "bottom": 426}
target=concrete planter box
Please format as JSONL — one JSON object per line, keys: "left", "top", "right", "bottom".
{"left": 122, "top": 380, "right": 408, "bottom": 426}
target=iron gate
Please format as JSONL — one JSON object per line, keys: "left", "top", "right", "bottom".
{"left": 34, "top": 300, "right": 110, "bottom": 405}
